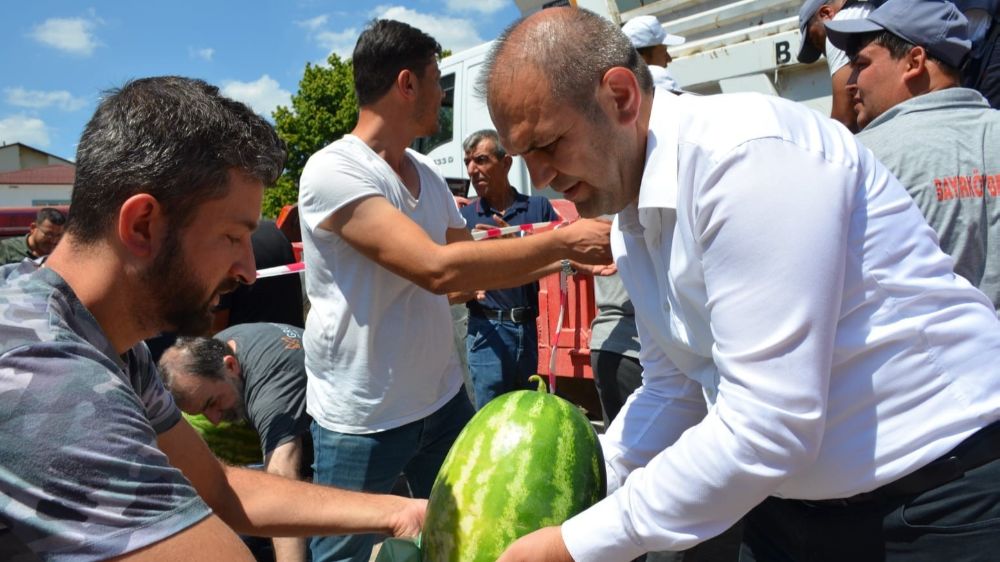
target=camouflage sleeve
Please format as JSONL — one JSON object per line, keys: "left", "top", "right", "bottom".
{"left": 130, "top": 342, "right": 183, "bottom": 434}
{"left": 0, "top": 342, "right": 212, "bottom": 559}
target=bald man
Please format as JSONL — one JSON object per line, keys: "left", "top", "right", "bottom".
{"left": 483, "top": 7, "right": 1000, "bottom": 562}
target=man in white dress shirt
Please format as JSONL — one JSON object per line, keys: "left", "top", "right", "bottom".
{"left": 482, "top": 7, "right": 1000, "bottom": 562}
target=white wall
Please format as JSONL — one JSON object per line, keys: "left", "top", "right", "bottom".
{"left": 0, "top": 184, "right": 72, "bottom": 207}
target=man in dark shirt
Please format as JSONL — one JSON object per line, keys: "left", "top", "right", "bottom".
{"left": 0, "top": 76, "right": 424, "bottom": 561}
{"left": 159, "top": 322, "right": 312, "bottom": 562}
{"left": 0, "top": 207, "right": 66, "bottom": 265}
{"left": 458, "top": 129, "right": 559, "bottom": 409}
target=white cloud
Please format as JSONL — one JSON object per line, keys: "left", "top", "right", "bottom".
{"left": 221, "top": 75, "right": 291, "bottom": 118}
{"left": 374, "top": 6, "right": 485, "bottom": 53}
{"left": 190, "top": 47, "right": 215, "bottom": 61}
{"left": 445, "top": 0, "right": 509, "bottom": 15}
{"left": 298, "top": 15, "right": 329, "bottom": 31}
{"left": 0, "top": 115, "right": 51, "bottom": 148}
{"left": 314, "top": 28, "right": 360, "bottom": 59}
{"left": 30, "top": 17, "right": 99, "bottom": 56}
{"left": 4, "top": 88, "right": 88, "bottom": 112}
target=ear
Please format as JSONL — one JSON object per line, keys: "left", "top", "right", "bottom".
{"left": 902, "top": 45, "right": 928, "bottom": 81}
{"left": 599, "top": 67, "right": 642, "bottom": 126}
{"left": 223, "top": 353, "right": 241, "bottom": 378}
{"left": 396, "top": 68, "right": 418, "bottom": 101}
{"left": 117, "top": 193, "right": 166, "bottom": 259}
{"left": 817, "top": 4, "right": 837, "bottom": 20}
{"left": 502, "top": 153, "right": 513, "bottom": 172}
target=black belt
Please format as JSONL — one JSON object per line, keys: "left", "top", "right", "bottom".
{"left": 800, "top": 420, "right": 1000, "bottom": 507}
{"left": 469, "top": 305, "right": 536, "bottom": 324}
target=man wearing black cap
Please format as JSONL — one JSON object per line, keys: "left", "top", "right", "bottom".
{"left": 827, "top": 0, "right": 1000, "bottom": 314}
{"left": 797, "top": 0, "right": 878, "bottom": 131}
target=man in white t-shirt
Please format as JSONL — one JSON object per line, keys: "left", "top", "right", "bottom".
{"left": 797, "top": 0, "right": 878, "bottom": 131}
{"left": 297, "top": 19, "right": 613, "bottom": 562}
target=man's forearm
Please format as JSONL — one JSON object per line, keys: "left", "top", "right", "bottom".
{"left": 214, "top": 465, "right": 419, "bottom": 538}
{"left": 427, "top": 226, "right": 609, "bottom": 294}
{"left": 272, "top": 536, "right": 308, "bottom": 562}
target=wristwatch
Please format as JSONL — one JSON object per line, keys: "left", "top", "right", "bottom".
{"left": 561, "top": 259, "right": 577, "bottom": 276}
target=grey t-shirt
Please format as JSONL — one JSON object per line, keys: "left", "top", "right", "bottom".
{"left": 216, "top": 323, "right": 311, "bottom": 458}
{"left": 0, "top": 263, "right": 211, "bottom": 560}
{"left": 857, "top": 88, "right": 1000, "bottom": 312}
{"left": 589, "top": 274, "right": 641, "bottom": 359}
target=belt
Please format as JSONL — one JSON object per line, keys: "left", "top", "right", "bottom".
{"left": 800, "top": 420, "right": 1000, "bottom": 508}
{"left": 469, "top": 305, "right": 536, "bottom": 324}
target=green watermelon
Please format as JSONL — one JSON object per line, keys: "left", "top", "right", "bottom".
{"left": 422, "top": 376, "right": 605, "bottom": 562}
{"left": 183, "top": 412, "right": 262, "bottom": 466}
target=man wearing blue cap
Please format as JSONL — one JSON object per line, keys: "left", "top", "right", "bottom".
{"left": 827, "top": 0, "right": 1000, "bottom": 314}
{"left": 953, "top": 0, "right": 1000, "bottom": 107}
{"left": 797, "top": 0, "right": 880, "bottom": 131}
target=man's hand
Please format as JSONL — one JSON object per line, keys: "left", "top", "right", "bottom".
{"left": 497, "top": 526, "right": 574, "bottom": 562}
{"left": 474, "top": 214, "right": 517, "bottom": 239}
{"left": 572, "top": 261, "right": 618, "bottom": 277}
{"left": 448, "top": 289, "right": 485, "bottom": 304}
{"left": 386, "top": 497, "right": 427, "bottom": 539}
{"left": 557, "top": 219, "right": 612, "bottom": 265}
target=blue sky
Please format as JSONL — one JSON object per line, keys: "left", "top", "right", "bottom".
{"left": 1, "top": 1, "right": 522, "bottom": 162}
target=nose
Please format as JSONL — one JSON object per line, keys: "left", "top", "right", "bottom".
{"left": 846, "top": 66, "right": 860, "bottom": 90}
{"left": 522, "top": 151, "right": 557, "bottom": 189}
{"left": 664, "top": 50, "right": 673, "bottom": 64}
{"left": 234, "top": 237, "right": 257, "bottom": 285}
{"left": 205, "top": 408, "right": 223, "bottom": 425}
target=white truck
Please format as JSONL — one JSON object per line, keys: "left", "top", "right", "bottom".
{"left": 413, "top": 0, "right": 833, "bottom": 197}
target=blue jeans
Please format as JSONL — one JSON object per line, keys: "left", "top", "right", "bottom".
{"left": 308, "top": 390, "right": 474, "bottom": 562}
{"left": 465, "top": 314, "right": 538, "bottom": 410}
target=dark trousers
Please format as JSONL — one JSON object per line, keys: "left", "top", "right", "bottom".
{"left": 591, "top": 350, "right": 644, "bottom": 426}
{"left": 741, "top": 449, "right": 1000, "bottom": 561}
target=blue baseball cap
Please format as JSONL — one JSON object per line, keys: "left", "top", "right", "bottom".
{"left": 797, "top": 0, "right": 829, "bottom": 63}
{"left": 825, "top": 0, "right": 971, "bottom": 68}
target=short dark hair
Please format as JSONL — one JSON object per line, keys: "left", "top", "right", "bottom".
{"left": 480, "top": 8, "right": 652, "bottom": 120}
{"left": 158, "top": 336, "right": 234, "bottom": 391}
{"left": 68, "top": 76, "right": 286, "bottom": 243}
{"left": 847, "top": 30, "right": 961, "bottom": 75}
{"left": 35, "top": 207, "right": 66, "bottom": 226}
{"left": 462, "top": 129, "right": 507, "bottom": 159}
{"left": 352, "top": 19, "right": 442, "bottom": 106}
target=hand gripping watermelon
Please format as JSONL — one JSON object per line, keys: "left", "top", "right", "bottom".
{"left": 422, "top": 376, "right": 606, "bottom": 561}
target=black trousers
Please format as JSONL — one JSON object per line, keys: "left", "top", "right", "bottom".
{"left": 741, "top": 451, "right": 1000, "bottom": 561}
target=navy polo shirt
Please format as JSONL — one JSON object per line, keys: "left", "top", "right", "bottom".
{"left": 460, "top": 189, "right": 559, "bottom": 312}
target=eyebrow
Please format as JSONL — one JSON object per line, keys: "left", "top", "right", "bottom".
{"left": 238, "top": 219, "right": 260, "bottom": 233}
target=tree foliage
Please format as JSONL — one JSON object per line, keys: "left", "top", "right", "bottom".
{"left": 263, "top": 54, "right": 358, "bottom": 218}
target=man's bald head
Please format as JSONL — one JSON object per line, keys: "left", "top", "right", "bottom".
{"left": 479, "top": 7, "right": 652, "bottom": 120}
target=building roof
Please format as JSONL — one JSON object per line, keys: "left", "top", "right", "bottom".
{"left": 0, "top": 142, "right": 74, "bottom": 166}
{"left": 0, "top": 164, "right": 75, "bottom": 185}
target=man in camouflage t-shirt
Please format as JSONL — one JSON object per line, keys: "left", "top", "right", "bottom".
{"left": 0, "top": 76, "right": 425, "bottom": 561}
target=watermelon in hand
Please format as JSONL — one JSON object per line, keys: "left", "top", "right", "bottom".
{"left": 423, "top": 376, "right": 605, "bottom": 562}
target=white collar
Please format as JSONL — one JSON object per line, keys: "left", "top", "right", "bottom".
{"left": 619, "top": 90, "right": 681, "bottom": 233}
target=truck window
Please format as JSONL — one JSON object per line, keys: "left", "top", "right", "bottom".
{"left": 412, "top": 73, "right": 455, "bottom": 155}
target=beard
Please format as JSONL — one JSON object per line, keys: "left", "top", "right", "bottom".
{"left": 143, "top": 230, "right": 241, "bottom": 336}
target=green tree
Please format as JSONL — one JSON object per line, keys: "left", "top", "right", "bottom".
{"left": 263, "top": 53, "right": 358, "bottom": 218}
